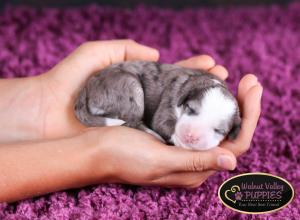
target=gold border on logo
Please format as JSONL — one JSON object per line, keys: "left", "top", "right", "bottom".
{"left": 217, "top": 172, "right": 295, "bottom": 215}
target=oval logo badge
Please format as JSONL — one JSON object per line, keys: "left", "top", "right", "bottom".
{"left": 218, "top": 173, "right": 294, "bottom": 214}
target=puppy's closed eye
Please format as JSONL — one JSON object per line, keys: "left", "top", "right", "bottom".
{"left": 185, "top": 103, "right": 197, "bottom": 115}
{"left": 214, "top": 128, "right": 226, "bottom": 136}
{"left": 228, "top": 115, "right": 241, "bottom": 140}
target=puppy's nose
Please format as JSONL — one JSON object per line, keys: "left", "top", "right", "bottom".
{"left": 183, "top": 132, "right": 201, "bottom": 144}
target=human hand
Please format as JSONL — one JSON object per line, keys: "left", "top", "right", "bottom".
{"left": 79, "top": 126, "right": 237, "bottom": 188}
{"left": 174, "top": 57, "right": 262, "bottom": 187}
{"left": 2, "top": 40, "right": 158, "bottom": 142}
{"left": 36, "top": 40, "right": 160, "bottom": 139}
{"left": 175, "top": 56, "right": 263, "bottom": 158}
{"left": 0, "top": 122, "right": 236, "bottom": 203}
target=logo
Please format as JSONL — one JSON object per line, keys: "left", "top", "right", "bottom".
{"left": 218, "top": 173, "right": 294, "bottom": 214}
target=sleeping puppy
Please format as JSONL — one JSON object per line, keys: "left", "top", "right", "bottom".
{"left": 74, "top": 61, "right": 241, "bottom": 150}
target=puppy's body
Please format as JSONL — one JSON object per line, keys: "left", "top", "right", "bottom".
{"left": 75, "top": 61, "right": 241, "bottom": 150}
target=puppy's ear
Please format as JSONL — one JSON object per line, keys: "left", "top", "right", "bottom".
{"left": 177, "top": 89, "right": 191, "bottom": 107}
{"left": 228, "top": 113, "right": 241, "bottom": 140}
{"left": 177, "top": 88, "right": 201, "bottom": 107}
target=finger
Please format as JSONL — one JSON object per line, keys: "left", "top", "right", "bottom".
{"left": 175, "top": 55, "right": 216, "bottom": 70}
{"left": 222, "top": 84, "right": 263, "bottom": 156}
{"left": 208, "top": 65, "right": 229, "bottom": 80}
{"left": 107, "top": 40, "right": 160, "bottom": 65}
{"left": 158, "top": 146, "right": 237, "bottom": 173}
{"left": 48, "top": 40, "right": 159, "bottom": 91}
{"left": 237, "top": 74, "right": 258, "bottom": 107}
{"left": 151, "top": 170, "right": 215, "bottom": 188}
{"left": 74, "top": 40, "right": 159, "bottom": 73}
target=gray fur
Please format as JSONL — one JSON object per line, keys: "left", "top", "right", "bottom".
{"left": 74, "top": 61, "right": 241, "bottom": 144}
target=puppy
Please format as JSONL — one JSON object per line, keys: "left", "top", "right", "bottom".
{"left": 74, "top": 61, "right": 241, "bottom": 150}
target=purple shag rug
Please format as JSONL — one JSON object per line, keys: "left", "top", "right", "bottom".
{"left": 0, "top": 2, "right": 300, "bottom": 219}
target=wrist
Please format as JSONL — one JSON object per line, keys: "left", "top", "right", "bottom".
{"left": 0, "top": 76, "right": 44, "bottom": 143}
{"left": 75, "top": 128, "right": 113, "bottom": 184}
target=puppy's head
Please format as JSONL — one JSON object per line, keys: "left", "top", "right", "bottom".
{"left": 171, "top": 79, "right": 241, "bottom": 150}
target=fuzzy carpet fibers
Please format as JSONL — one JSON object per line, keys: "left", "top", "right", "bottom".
{"left": 0, "top": 2, "right": 300, "bottom": 219}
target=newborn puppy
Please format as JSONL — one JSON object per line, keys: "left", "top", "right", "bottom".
{"left": 74, "top": 61, "right": 241, "bottom": 150}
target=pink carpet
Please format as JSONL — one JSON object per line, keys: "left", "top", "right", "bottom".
{"left": 0, "top": 3, "right": 299, "bottom": 219}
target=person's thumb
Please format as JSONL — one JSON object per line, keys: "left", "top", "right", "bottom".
{"left": 161, "top": 146, "right": 237, "bottom": 173}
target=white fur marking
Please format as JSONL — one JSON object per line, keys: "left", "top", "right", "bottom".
{"left": 105, "top": 118, "right": 125, "bottom": 126}
{"left": 199, "top": 87, "right": 235, "bottom": 123}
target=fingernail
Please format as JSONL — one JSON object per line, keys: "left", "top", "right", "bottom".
{"left": 217, "top": 155, "right": 235, "bottom": 170}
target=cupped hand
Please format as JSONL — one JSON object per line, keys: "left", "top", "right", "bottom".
{"left": 172, "top": 57, "right": 262, "bottom": 187}
{"left": 37, "top": 40, "right": 160, "bottom": 139}
{"left": 81, "top": 126, "right": 238, "bottom": 188}
{"left": 33, "top": 39, "right": 262, "bottom": 188}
